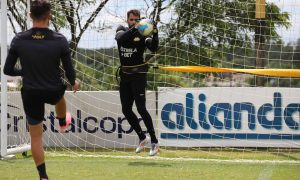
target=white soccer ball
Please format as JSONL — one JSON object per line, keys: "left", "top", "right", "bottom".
{"left": 137, "top": 18, "right": 154, "bottom": 37}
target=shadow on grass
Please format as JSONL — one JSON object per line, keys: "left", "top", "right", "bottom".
{"left": 128, "top": 161, "right": 172, "bottom": 167}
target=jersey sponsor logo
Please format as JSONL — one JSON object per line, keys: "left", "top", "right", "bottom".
{"left": 32, "top": 31, "right": 45, "bottom": 39}
{"left": 120, "top": 46, "right": 138, "bottom": 58}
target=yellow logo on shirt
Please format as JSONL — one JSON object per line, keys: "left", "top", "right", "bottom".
{"left": 32, "top": 31, "right": 45, "bottom": 39}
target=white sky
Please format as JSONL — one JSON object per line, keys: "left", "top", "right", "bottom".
{"left": 268, "top": 0, "right": 300, "bottom": 43}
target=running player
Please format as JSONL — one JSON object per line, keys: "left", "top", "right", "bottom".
{"left": 4, "top": 0, "right": 79, "bottom": 179}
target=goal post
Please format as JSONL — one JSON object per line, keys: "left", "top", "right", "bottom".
{"left": 0, "top": 0, "right": 30, "bottom": 158}
{"left": 0, "top": 0, "right": 8, "bottom": 157}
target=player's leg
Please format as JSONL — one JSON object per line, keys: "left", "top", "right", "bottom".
{"left": 21, "top": 89, "right": 48, "bottom": 179}
{"left": 120, "top": 80, "right": 146, "bottom": 140}
{"left": 55, "top": 96, "right": 66, "bottom": 118}
{"left": 46, "top": 86, "right": 71, "bottom": 133}
{"left": 29, "top": 122, "right": 48, "bottom": 180}
{"left": 120, "top": 80, "right": 148, "bottom": 152}
{"left": 131, "top": 78, "right": 159, "bottom": 156}
{"left": 55, "top": 96, "right": 71, "bottom": 132}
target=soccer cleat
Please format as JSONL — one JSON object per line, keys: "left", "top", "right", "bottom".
{"left": 149, "top": 143, "right": 159, "bottom": 156}
{"left": 135, "top": 136, "right": 150, "bottom": 153}
{"left": 59, "top": 112, "right": 72, "bottom": 133}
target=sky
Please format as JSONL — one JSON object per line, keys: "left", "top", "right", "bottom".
{"left": 0, "top": 0, "right": 300, "bottom": 49}
{"left": 268, "top": 0, "right": 300, "bottom": 43}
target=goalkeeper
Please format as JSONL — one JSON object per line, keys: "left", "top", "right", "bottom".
{"left": 115, "top": 9, "right": 159, "bottom": 156}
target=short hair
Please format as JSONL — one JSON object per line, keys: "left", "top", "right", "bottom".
{"left": 127, "top": 9, "right": 140, "bottom": 18}
{"left": 30, "top": 0, "right": 51, "bottom": 20}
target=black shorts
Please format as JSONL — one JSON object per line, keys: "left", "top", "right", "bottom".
{"left": 21, "top": 86, "right": 66, "bottom": 125}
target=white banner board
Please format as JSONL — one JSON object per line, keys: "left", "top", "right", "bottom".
{"left": 4, "top": 88, "right": 300, "bottom": 148}
{"left": 4, "top": 91, "right": 156, "bottom": 148}
{"left": 158, "top": 87, "right": 300, "bottom": 147}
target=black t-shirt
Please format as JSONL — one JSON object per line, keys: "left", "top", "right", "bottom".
{"left": 115, "top": 25, "right": 158, "bottom": 82}
{"left": 4, "top": 28, "right": 76, "bottom": 90}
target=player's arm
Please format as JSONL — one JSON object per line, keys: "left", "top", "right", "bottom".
{"left": 4, "top": 37, "right": 22, "bottom": 76}
{"left": 115, "top": 25, "right": 138, "bottom": 44}
{"left": 61, "top": 37, "right": 76, "bottom": 87}
{"left": 145, "top": 24, "right": 159, "bottom": 52}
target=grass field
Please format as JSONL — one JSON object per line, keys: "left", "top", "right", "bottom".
{"left": 1, "top": 149, "right": 300, "bottom": 180}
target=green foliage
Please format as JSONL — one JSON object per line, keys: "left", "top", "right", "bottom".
{"left": 74, "top": 48, "right": 119, "bottom": 91}
{"left": 7, "top": 0, "right": 295, "bottom": 90}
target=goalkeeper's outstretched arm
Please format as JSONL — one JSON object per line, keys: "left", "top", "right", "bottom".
{"left": 115, "top": 25, "right": 138, "bottom": 44}
{"left": 146, "top": 23, "right": 159, "bottom": 52}
{"left": 145, "top": 31, "right": 159, "bottom": 52}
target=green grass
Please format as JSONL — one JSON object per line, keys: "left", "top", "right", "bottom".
{"left": 44, "top": 147, "right": 300, "bottom": 161}
{"left": 0, "top": 149, "right": 300, "bottom": 180}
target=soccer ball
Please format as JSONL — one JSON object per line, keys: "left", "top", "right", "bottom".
{"left": 137, "top": 18, "right": 154, "bottom": 37}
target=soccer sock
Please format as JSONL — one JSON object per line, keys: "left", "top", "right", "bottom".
{"left": 37, "top": 163, "right": 48, "bottom": 179}
{"left": 58, "top": 117, "right": 66, "bottom": 126}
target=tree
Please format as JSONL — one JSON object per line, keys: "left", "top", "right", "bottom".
{"left": 7, "top": 0, "right": 29, "bottom": 33}
{"left": 6, "top": 0, "right": 292, "bottom": 90}
{"left": 292, "top": 39, "right": 300, "bottom": 68}
{"left": 156, "top": 0, "right": 290, "bottom": 65}
{"left": 145, "top": 0, "right": 291, "bottom": 89}
{"left": 7, "top": 0, "right": 111, "bottom": 57}
{"left": 54, "top": 0, "right": 110, "bottom": 56}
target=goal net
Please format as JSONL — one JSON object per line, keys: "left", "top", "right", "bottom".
{"left": 1, "top": 0, "right": 300, "bottom": 162}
